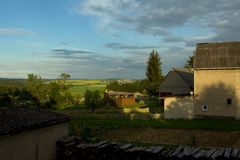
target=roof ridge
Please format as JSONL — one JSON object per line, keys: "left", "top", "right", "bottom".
{"left": 173, "top": 68, "right": 193, "bottom": 89}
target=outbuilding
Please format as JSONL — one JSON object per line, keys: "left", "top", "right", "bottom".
{"left": 159, "top": 68, "right": 194, "bottom": 119}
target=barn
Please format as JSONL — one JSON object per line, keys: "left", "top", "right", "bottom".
{"left": 194, "top": 42, "right": 240, "bottom": 119}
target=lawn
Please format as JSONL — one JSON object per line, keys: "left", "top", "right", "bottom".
{"left": 70, "top": 118, "right": 240, "bottom": 131}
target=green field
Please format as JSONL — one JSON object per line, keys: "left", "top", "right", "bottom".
{"left": 0, "top": 79, "right": 108, "bottom": 98}
{"left": 66, "top": 79, "right": 107, "bottom": 97}
{"left": 69, "top": 84, "right": 106, "bottom": 96}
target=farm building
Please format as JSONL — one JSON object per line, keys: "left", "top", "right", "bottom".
{"left": 159, "top": 68, "right": 193, "bottom": 97}
{"left": 104, "top": 91, "right": 136, "bottom": 106}
{"left": 194, "top": 42, "right": 240, "bottom": 119}
{"left": 161, "top": 41, "right": 240, "bottom": 119}
{"left": 159, "top": 68, "right": 194, "bottom": 119}
{"left": 0, "top": 108, "right": 69, "bottom": 160}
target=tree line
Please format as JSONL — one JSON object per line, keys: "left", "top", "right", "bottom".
{"left": 106, "top": 80, "right": 145, "bottom": 93}
{"left": 106, "top": 50, "right": 163, "bottom": 97}
{"left": 106, "top": 50, "right": 194, "bottom": 97}
{"left": 0, "top": 73, "right": 73, "bottom": 108}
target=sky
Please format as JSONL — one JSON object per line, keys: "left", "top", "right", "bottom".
{"left": 0, "top": 0, "right": 240, "bottom": 79}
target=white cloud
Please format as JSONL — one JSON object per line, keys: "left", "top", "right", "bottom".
{"left": 76, "top": 0, "right": 240, "bottom": 41}
{"left": 0, "top": 28, "right": 37, "bottom": 36}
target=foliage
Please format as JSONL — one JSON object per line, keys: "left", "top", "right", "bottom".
{"left": 106, "top": 80, "right": 145, "bottom": 93}
{"left": 145, "top": 50, "right": 163, "bottom": 96}
{"left": 184, "top": 54, "right": 194, "bottom": 68}
{"left": 0, "top": 73, "right": 75, "bottom": 108}
{"left": 47, "top": 81, "right": 61, "bottom": 104}
{"left": 25, "top": 74, "right": 47, "bottom": 104}
{"left": 0, "top": 86, "right": 39, "bottom": 107}
{"left": 0, "top": 92, "right": 11, "bottom": 107}
{"left": 58, "top": 73, "right": 72, "bottom": 105}
{"left": 84, "top": 90, "right": 101, "bottom": 112}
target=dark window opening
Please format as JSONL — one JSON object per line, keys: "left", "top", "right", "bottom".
{"left": 202, "top": 105, "right": 208, "bottom": 111}
{"left": 227, "top": 98, "right": 232, "bottom": 105}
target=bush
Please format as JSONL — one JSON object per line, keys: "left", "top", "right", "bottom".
{"left": 0, "top": 94, "right": 11, "bottom": 107}
{"left": 84, "top": 90, "right": 101, "bottom": 112}
{"left": 145, "top": 98, "right": 164, "bottom": 113}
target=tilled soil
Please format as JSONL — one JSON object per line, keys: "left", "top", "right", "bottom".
{"left": 97, "top": 127, "right": 240, "bottom": 148}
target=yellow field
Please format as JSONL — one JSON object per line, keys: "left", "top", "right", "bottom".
{"left": 66, "top": 79, "right": 106, "bottom": 85}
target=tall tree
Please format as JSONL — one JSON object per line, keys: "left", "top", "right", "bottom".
{"left": 47, "top": 81, "right": 61, "bottom": 104}
{"left": 145, "top": 50, "right": 163, "bottom": 96}
{"left": 184, "top": 54, "right": 194, "bottom": 68}
{"left": 25, "top": 74, "right": 46, "bottom": 104}
{"left": 58, "top": 73, "right": 71, "bottom": 105}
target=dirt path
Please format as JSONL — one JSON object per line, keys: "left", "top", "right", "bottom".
{"left": 97, "top": 127, "right": 240, "bottom": 148}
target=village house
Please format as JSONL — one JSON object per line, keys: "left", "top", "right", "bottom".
{"left": 0, "top": 108, "right": 69, "bottom": 160}
{"left": 160, "top": 41, "right": 240, "bottom": 119}
{"left": 194, "top": 42, "right": 240, "bottom": 119}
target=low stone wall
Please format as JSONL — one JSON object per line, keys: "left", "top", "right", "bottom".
{"left": 55, "top": 109, "right": 162, "bottom": 120}
{"left": 122, "top": 107, "right": 149, "bottom": 113}
{"left": 56, "top": 108, "right": 149, "bottom": 114}
{"left": 164, "top": 96, "right": 194, "bottom": 119}
{"left": 56, "top": 136, "right": 240, "bottom": 160}
{"left": 71, "top": 113, "right": 162, "bottom": 120}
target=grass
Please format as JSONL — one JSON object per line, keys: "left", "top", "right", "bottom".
{"left": 69, "top": 84, "right": 106, "bottom": 96}
{"left": 70, "top": 118, "right": 240, "bottom": 131}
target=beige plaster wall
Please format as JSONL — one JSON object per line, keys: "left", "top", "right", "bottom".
{"left": 194, "top": 69, "right": 240, "bottom": 118}
{"left": 0, "top": 122, "right": 68, "bottom": 160}
{"left": 164, "top": 96, "right": 194, "bottom": 119}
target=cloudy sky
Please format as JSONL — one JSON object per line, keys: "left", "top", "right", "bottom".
{"left": 0, "top": 0, "right": 240, "bottom": 79}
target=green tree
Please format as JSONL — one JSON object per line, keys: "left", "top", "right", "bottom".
{"left": 58, "top": 73, "right": 71, "bottom": 105}
{"left": 47, "top": 81, "right": 61, "bottom": 104}
{"left": 106, "top": 80, "right": 145, "bottom": 93}
{"left": 25, "top": 74, "right": 46, "bottom": 104}
{"left": 145, "top": 50, "right": 163, "bottom": 96}
{"left": 84, "top": 90, "right": 101, "bottom": 112}
{"left": 184, "top": 54, "right": 194, "bottom": 68}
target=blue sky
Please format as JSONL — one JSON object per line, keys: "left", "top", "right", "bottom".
{"left": 0, "top": 0, "right": 240, "bottom": 79}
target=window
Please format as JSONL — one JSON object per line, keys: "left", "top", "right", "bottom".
{"left": 202, "top": 105, "right": 208, "bottom": 111}
{"left": 227, "top": 98, "right": 232, "bottom": 105}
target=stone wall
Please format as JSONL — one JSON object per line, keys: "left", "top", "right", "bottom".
{"left": 0, "top": 122, "right": 68, "bottom": 160}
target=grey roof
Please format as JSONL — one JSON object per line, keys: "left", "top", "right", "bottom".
{"left": 105, "top": 91, "right": 134, "bottom": 96}
{"left": 173, "top": 68, "right": 194, "bottom": 89}
{"left": 159, "top": 68, "right": 193, "bottom": 96}
{"left": 0, "top": 108, "right": 69, "bottom": 136}
{"left": 194, "top": 42, "right": 240, "bottom": 69}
